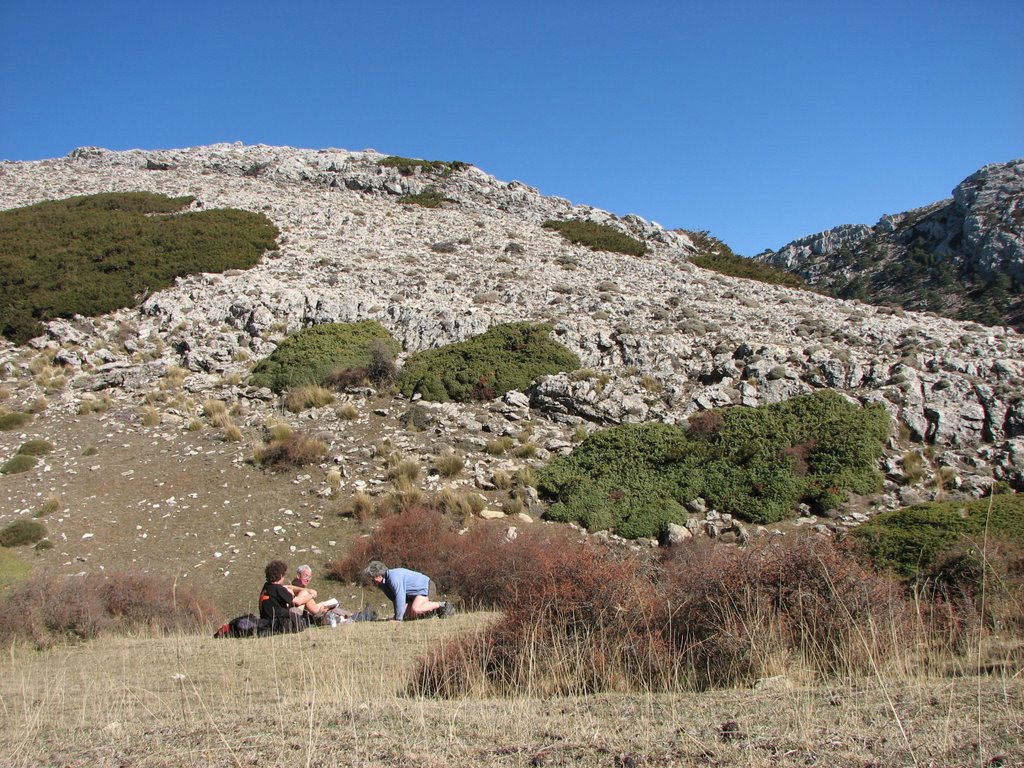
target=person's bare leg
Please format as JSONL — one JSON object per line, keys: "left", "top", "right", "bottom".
{"left": 405, "top": 595, "right": 442, "bottom": 619}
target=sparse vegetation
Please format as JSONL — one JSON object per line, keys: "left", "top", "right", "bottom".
{"left": 538, "top": 389, "right": 890, "bottom": 536}
{"left": 16, "top": 439, "right": 53, "bottom": 456}
{"left": 399, "top": 322, "right": 580, "bottom": 403}
{"left": 378, "top": 156, "right": 468, "bottom": 177}
{"left": 250, "top": 321, "right": 400, "bottom": 393}
{"left": 284, "top": 384, "right": 335, "bottom": 413}
{"left": 542, "top": 219, "right": 647, "bottom": 257}
{"left": 0, "top": 192, "right": 279, "bottom": 343}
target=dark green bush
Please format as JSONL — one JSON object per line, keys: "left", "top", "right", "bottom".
{"left": 379, "top": 156, "right": 469, "bottom": 176}
{"left": 0, "top": 519, "right": 47, "bottom": 547}
{"left": 0, "top": 412, "right": 31, "bottom": 430}
{"left": 399, "top": 322, "right": 581, "bottom": 403}
{"left": 538, "top": 389, "right": 890, "bottom": 537}
{"left": 851, "top": 493, "right": 1024, "bottom": 577}
{"left": 1, "top": 454, "right": 37, "bottom": 475}
{"left": 542, "top": 220, "right": 647, "bottom": 257}
{"left": 249, "top": 321, "right": 400, "bottom": 393}
{"left": 0, "top": 192, "right": 280, "bottom": 343}
{"left": 16, "top": 439, "right": 53, "bottom": 456}
{"left": 682, "top": 229, "right": 808, "bottom": 289}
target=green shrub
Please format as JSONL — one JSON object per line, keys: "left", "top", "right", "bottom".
{"left": 537, "top": 389, "right": 890, "bottom": 537}
{"left": 0, "top": 519, "right": 47, "bottom": 547}
{"left": 542, "top": 220, "right": 647, "bottom": 257}
{"left": 16, "top": 439, "right": 53, "bottom": 456}
{"left": 378, "top": 156, "right": 469, "bottom": 177}
{"left": 851, "top": 493, "right": 1024, "bottom": 577}
{"left": 1, "top": 454, "right": 37, "bottom": 474}
{"left": 0, "top": 412, "right": 30, "bottom": 430}
{"left": 0, "top": 192, "right": 279, "bottom": 343}
{"left": 399, "top": 322, "right": 580, "bottom": 403}
{"left": 249, "top": 321, "right": 400, "bottom": 393}
{"left": 682, "top": 230, "right": 808, "bottom": 289}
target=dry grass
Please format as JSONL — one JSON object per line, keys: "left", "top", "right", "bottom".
{"left": 0, "top": 616, "right": 1020, "bottom": 767}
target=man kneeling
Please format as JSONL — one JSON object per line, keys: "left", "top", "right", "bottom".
{"left": 363, "top": 561, "right": 454, "bottom": 621}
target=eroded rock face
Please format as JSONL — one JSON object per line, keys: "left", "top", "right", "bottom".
{"left": 756, "top": 158, "right": 1024, "bottom": 326}
{"left": 0, "top": 144, "right": 1022, "bottom": 482}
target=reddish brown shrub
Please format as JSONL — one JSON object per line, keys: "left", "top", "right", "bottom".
{"left": 323, "top": 366, "right": 370, "bottom": 390}
{"left": 0, "top": 569, "right": 220, "bottom": 648}
{"left": 657, "top": 536, "right": 913, "bottom": 687}
{"left": 324, "top": 506, "right": 463, "bottom": 586}
{"left": 687, "top": 409, "right": 724, "bottom": 439}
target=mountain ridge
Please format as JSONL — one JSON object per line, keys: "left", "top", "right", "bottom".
{"left": 754, "top": 158, "right": 1024, "bottom": 328}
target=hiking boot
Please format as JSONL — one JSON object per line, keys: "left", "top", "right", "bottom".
{"left": 437, "top": 602, "right": 455, "bottom": 619}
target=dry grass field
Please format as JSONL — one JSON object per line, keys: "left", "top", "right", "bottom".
{"left": 1, "top": 612, "right": 1021, "bottom": 768}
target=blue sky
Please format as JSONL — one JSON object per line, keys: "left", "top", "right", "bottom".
{"left": 2, "top": 2, "right": 1022, "bottom": 255}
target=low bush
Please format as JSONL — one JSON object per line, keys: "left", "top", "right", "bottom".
{"left": 398, "top": 188, "right": 448, "bottom": 208}
{"left": 399, "top": 322, "right": 580, "bottom": 402}
{"left": 0, "top": 519, "right": 47, "bottom": 547}
{"left": 434, "top": 453, "right": 464, "bottom": 479}
{"left": 0, "top": 569, "right": 218, "bottom": 647}
{"left": 0, "top": 192, "right": 279, "bottom": 344}
{"left": 250, "top": 321, "right": 400, "bottom": 393}
{"left": 851, "top": 492, "right": 1024, "bottom": 577}
{"left": 542, "top": 220, "right": 647, "bottom": 257}
{"left": 409, "top": 533, "right": 912, "bottom": 697}
{"left": 537, "top": 389, "right": 890, "bottom": 536}
{"left": 16, "top": 439, "right": 53, "bottom": 456}
{"left": 0, "top": 412, "right": 30, "bottom": 430}
{"left": 1, "top": 454, "right": 37, "bottom": 475}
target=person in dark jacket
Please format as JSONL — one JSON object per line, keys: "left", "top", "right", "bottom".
{"left": 259, "top": 559, "right": 306, "bottom": 631}
{"left": 363, "top": 561, "right": 454, "bottom": 621}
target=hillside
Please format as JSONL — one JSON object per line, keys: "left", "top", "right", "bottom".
{"left": 754, "top": 158, "right": 1024, "bottom": 328}
{"left": 0, "top": 144, "right": 1023, "bottom": 609}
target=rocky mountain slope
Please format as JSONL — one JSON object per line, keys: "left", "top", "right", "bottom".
{"left": 1, "top": 144, "right": 1023, "bottom": 570}
{"left": 755, "top": 158, "right": 1024, "bottom": 328}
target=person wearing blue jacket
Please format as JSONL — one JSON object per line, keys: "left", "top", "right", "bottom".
{"left": 363, "top": 561, "right": 455, "bottom": 621}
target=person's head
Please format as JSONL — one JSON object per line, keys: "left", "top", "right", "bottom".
{"left": 265, "top": 560, "right": 288, "bottom": 583}
{"left": 294, "top": 564, "right": 313, "bottom": 587}
{"left": 363, "top": 561, "right": 387, "bottom": 584}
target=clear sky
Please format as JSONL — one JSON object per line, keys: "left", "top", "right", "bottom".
{"left": 2, "top": 1, "right": 1022, "bottom": 255}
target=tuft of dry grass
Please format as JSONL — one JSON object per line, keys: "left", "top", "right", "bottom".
{"left": 140, "top": 404, "right": 160, "bottom": 426}
{"left": 257, "top": 430, "right": 328, "bottom": 469}
{"left": 285, "top": 384, "right": 335, "bottom": 413}
{"left": 434, "top": 452, "right": 464, "bottom": 479}
{"left": 336, "top": 401, "right": 360, "bottom": 420}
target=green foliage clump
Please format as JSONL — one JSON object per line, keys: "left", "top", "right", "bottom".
{"left": 537, "top": 389, "right": 890, "bottom": 538}
{"left": 542, "top": 220, "right": 647, "bottom": 257}
{"left": 0, "top": 192, "right": 280, "bottom": 343}
{"left": 1, "top": 454, "right": 37, "bottom": 475}
{"left": 851, "top": 493, "right": 1024, "bottom": 577}
{"left": 397, "top": 187, "right": 448, "bottom": 208}
{"left": 683, "top": 230, "right": 808, "bottom": 289}
{"left": 0, "top": 412, "right": 31, "bottom": 430}
{"left": 399, "top": 322, "right": 581, "bottom": 403}
{"left": 249, "top": 321, "right": 400, "bottom": 393}
{"left": 0, "top": 519, "right": 47, "bottom": 547}
{"left": 378, "top": 156, "right": 469, "bottom": 176}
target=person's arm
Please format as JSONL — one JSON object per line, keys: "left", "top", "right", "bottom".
{"left": 388, "top": 572, "right": 406, "bottom": 620}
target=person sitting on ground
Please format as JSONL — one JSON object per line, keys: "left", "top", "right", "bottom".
{"left": 363, "top": 560, "right": 454, "bottom": 621}
{"left": 259, "top": 559, "right": 306, "bottom": 632}
{"left": 288, "top": 564, "right": 353, "bottom": 624}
